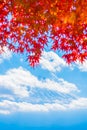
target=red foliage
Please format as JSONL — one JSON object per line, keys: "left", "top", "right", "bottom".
{"left": 0, "top": 0, "right": 87, "bottom": 66}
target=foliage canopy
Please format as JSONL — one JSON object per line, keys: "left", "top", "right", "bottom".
{"left": 0, "top": 0, "right": 87, "bottom": 66}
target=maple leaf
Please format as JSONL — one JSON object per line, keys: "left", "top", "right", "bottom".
{"left": 0, "top": 0, "right": 87, "bottom": 66}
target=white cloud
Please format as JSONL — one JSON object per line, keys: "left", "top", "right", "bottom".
{"left": 0, "top": 109, "right": 10, "bottom": 115}
{"left": 0, "top": 100, "right": 66, "bottom": 114}
{"left": 0, "top": 97, "right": 87, "bottom": 114}
{"left": 0, "top": 47, "right": 12, "bottom": 63}
{"left": 40, "top": 51, "right": 67, "bottom": 72}
{"left": 0, "top": 94, "right": 14, "bottom": 101}
{"left": 0, "top": 67, "right": 83, "bottom": 115}
{"left": 39, "top": 78, "right": 78, "bottom": 94}
{"left": 0, "top": 67, "right": 79, "bottom": 100}
{"left": 69, "top": 97, "right": 87, "bottom": 109}
{"left": 76, "top": 60, "right": 87, "bottom": 72}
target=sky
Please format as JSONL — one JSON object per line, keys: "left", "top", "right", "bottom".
{"left": 0, "top": 47, "right": 87, "bottom": 130}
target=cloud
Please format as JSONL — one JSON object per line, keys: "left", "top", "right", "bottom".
{"left": 0, "top": 67, "right": 79, "bottom": 100}
{"left": 0, "top": 47, "right": 12, "bottom": 63}
{"left": 0, "top": 97, "right": 87, "bottom": 114}
{"left": 0, "top": 109, "right": 10, "bottom": 115}
{"left": 0, "top": 100, "right": 66, "bottom": 114}
{"left": 1, "top": 67, "right": 85, "bottom": 115}
{"left": 40, "top": 51, "right": 67, "bottom": 72}
{"left": 0, "top": 94, "right": 14, "bottom": 101}
{"left": 76, "top": 60, "right": 87, "bottom": 72}
{"left": 68, "top": 98, "right": 87, "bottom": 109}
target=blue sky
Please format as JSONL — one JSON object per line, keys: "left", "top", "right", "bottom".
{"left": 0, "top": 47, "right": 87, "bottom": 130}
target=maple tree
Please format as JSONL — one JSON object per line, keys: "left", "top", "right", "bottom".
{"left": 0, "top": 0, "right": 87, "bottom": 66}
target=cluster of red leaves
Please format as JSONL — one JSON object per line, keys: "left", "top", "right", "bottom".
{"left": 0, "top": 0, "right": 87, "bottom": 66}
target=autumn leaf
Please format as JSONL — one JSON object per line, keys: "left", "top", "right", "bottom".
{"left": 0, "top": 0, "right": 87, "bottom": 66}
